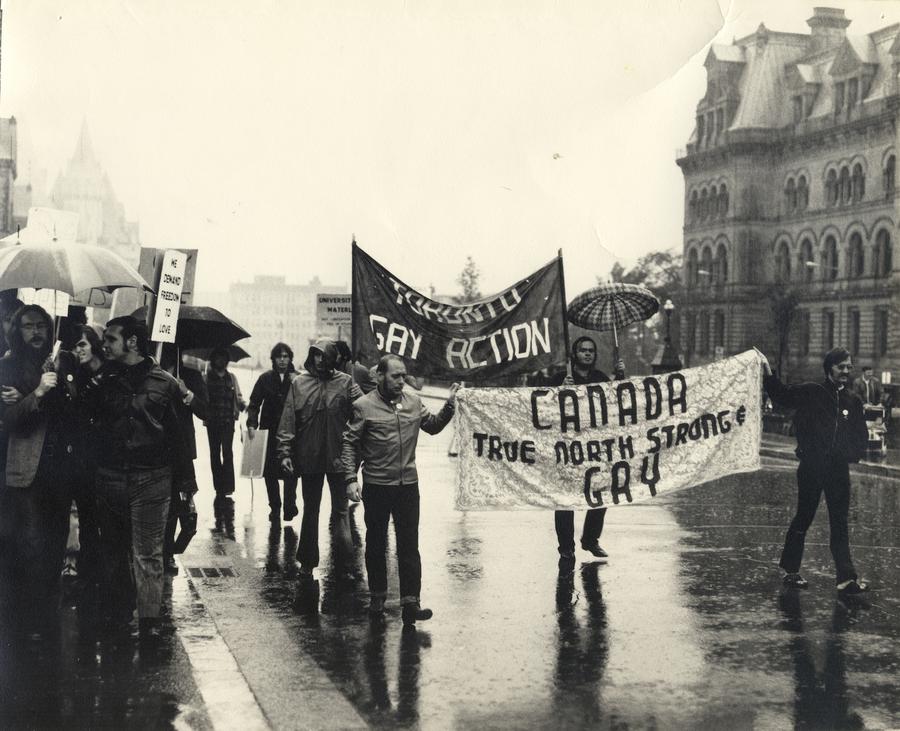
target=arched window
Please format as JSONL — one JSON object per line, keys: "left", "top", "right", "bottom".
{"left": 885, "top": 155, "right": 896, "bottom": 199}
{"left": 699, "top": 312, "right": 711, "bottom": 354}
{"left": 714, "top": 244, "right": 728, "bottom": 285}
{"left": 851, "top": 163, "right": 865, "bottom": 203}
{"left": 826, "top": 169, "right": 838, "bottom": 206}
{"left": 718, "top": 184, "right": 728, "bottom": 218}
{"left": 700, "top": 189, "right": 709, "bottom": 221}
{"left": 848, "top": 232, "right": 864, "bottom": 277}
{"left": 685, "top": 311, "right": 697, "bottom": 354}
{"left": 687, "top": 249, "right": 699, "bottom": 287}
{"left": 775, "top": 241, "right": 792, "bottom": 282}
{"left": 700, "top": 247, "right": 713, "bottom": 287}
{"left": 713, "top": 311, "right": 725, "bottom": 348}
{"left": 785, "top": 178, "right": 796, "bottom": 213}
{"left": 840, "top": 166, "right": 851, "bottom": 204}
{"left": 875, "top": 229, "right": 893, "bottom": 278}
{"left": 797, "top": 176, "right": 809, "bottom": 210}
{"left": 799, "top": 238, "right": 814, "bottom": 282}
{"left": 689, "top": 190, "right": 698, "bottom": 223}
{"left": 824, "top": 235, "right": 838, "bottom": 279}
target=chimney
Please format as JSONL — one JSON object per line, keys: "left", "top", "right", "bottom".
{"left": 807, "top": 7, "right": 851, "bottom": 54}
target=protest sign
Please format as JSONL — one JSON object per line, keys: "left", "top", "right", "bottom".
{"left": 455, "top": 350, "right": 762, "bottom": 510}
{"left": 352, "top": 243, "right": 567, "bottom": 380}
{"left": 240, "top": 428, "right": 268, "bottom": 479}
{"left": 317, "top": 293, "right": 352, "bottom": 338}
{"left": 150, "top": 249, "right": 187, "bottom": 343}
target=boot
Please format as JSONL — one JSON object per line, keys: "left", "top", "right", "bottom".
{"left": 401, "top": 602, "right": 432, "bottom": 625}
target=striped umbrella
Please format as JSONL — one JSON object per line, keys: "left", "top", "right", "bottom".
{"left": 566, "top": 283, "right": 660, "bottom": 358}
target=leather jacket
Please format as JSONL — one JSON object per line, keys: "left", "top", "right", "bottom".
{"left": 92, "top": 357, "right": 186, "bottom": 470}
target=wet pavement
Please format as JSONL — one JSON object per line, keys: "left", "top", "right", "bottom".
{"left": 2, "top": 376, "right": 900, "bottom": 728}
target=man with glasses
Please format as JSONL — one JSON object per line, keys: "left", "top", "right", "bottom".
{"left": 761, "top": 347, "right": 869, "bottom": 597}
{"left": 0, "top": 305, "right": 74, "bottom": 623}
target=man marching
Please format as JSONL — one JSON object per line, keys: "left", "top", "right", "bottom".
{"left": 761, "top": 347, "right": 869, "bottom": 596}
{"left": 342, "top": 355, "right": 458, "bottom": 625}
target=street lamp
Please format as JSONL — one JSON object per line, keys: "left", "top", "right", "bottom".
{"left": 652, "top": 298, "right": 682, "bottom": 374}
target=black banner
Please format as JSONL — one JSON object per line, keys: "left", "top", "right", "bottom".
{"left": 352, "top": 244, "right": 568, "bottom": 380}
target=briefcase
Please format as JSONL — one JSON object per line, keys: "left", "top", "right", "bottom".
{"left": 172, "top": 491, "right": 198, "bottom": 554}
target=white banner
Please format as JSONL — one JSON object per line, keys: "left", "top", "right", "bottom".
{"left": 455, "top": 350, "right": 762, "bottom": 510}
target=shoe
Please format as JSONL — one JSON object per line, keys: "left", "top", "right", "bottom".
{"left": 283, "top": 505, "right": 298, "bottom": 521}
{"left": 269, "top": 509, "right": 281, "bottom": 523}
{"left": 581, "top": 542, "right": 609, "bottom": 559}
{"left": 402, "top": 603, "right": 433, "bottom": 625}
{"left": 368, "top": 596, "right": 386, "bottom": 615}
{"left": 558, "top": 552, "right": 576, "bottom": 573}
{"left": 783, "top": 573, "right": 809, "bottom": 589}
{"left": 837, "top": 579, "right": 869, "bottom": 595}
{"left": 164, "top": 557, "right": 179, "bottom": 576}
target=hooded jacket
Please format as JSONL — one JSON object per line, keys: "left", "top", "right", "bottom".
{"left": 764, "top": 374, "right": 867, "bottom": 463}
{"left": 276, "top": 340, "right": 362, "bottom": 474}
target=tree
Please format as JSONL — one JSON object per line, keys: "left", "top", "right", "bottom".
{"left": 454, "top": 256, "right": 482, "bottom": 304}
{"left": 766, "top": 284, "right": 799, "bottom": 377}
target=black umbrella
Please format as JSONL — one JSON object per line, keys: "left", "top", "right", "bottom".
{"left": 183, "top": 343, "right": 251, "bottom": 363}
{"left": 131, "top": 305, "right": 249, "bottom": 349}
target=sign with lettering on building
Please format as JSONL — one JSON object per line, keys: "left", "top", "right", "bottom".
{"left": 351, "top": 243, "right": 567, "bottom": 379}
{"left": 150, "top": 249, "right": 187, "bottom": 343}
{"left": 317, "top": 293, "right": 352, "bottom": 334}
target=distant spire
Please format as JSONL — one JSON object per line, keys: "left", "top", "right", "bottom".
{"left": 74, "top": 118, "right": 95, "bottom": 163}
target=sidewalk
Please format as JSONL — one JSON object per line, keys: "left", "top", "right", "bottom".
{"left": 761, "top": 431, "right": 900, "bottom": 479}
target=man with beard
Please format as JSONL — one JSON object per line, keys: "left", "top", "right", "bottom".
{"left": 546, "top": 336, "right": 625, "bottom": 572}
{"left": 762, "top": 347, "right": 870, "bottom": 596}
{"left": 91, "top": 316, "right": 185, "bottom": 632}
{"left": 277, "top": 340, "right": 362, "bottom": 580}
{"left": 0, "top": 305, "right": 74, "bottom": 616}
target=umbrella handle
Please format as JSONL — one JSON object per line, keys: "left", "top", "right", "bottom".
{"left": 611, "top": 319, "right": 619, "bottom": 365}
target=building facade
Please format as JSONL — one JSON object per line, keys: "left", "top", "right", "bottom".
{"left": 678, "top": 7, "right": 900, "bottom": 380}
{"left": 0, "top": 116, "right": 17, "bottom": 237}
{"left": 226, "top": 275, "right": 348, "bottom": 367}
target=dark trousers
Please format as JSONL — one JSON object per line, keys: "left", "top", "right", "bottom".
{"left": 95, "top": 466, "right": 171, "bottom": 619}
{"left": 206, "top": 425, "right": 235, "bottom": 495}
{"left": 362, "top": 483, "right": 421, "bottom": 604}
{"left": 555, "top": 508, "right": 606, "bottom": 554}
{"left": 265, "top": 476, "right": 298, "bottom": 514}
{"left": 297, "top": 472, "right": 351, "bottom": 569}
{"left": 71, "top": 474, "right": 101, "bottom": 583}
{"left": 780, "top": 459, "right": 857, "bottom": 584}
{"left": 0, "top": 476, "right": 71, "bottom": 601}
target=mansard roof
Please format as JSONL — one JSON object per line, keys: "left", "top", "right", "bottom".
{"left": 829, "top": 34, "right": 879, "bottom": 75}
{"left": 704, "top": 43, "right": 746, "bottom": 66}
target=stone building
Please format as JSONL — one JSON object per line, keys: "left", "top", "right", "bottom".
{"left": 678, "top": 7, "right": 900, "bottom": 380}
{"left": 0, "top": 116, "right": 17, "bottom": 237}
{"left": 50, "top": 121, "right": 140, "bottom": 265}
{"left": 227, "top": 275, "right": 347, "bottom": 367}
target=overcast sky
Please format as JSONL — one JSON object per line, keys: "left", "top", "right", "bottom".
{"left": 2, "top": 0, "right": 898, "bottom": 299}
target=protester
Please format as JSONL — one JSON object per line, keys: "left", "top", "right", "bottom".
{"left": 278, "top": 340, "right": 361, "bottom": 578}
{"left": 248, "top": 342, "right": 298, "bottom": 522}
{"left": 335, "top": 339, "right": 376, "bottom": 394}
{"left": 545, "top": 336, "right": 625, "bottom": 571}
{"left": 761, "top": 347, "right": 869, "bottom": 596}
{"left": 91, "top": 316, "right": 186, "bottom": 632}
{"left": 852, "top": 365, "right": 882, "bottom": 406}
{"left": 342, "top": 354, "right": 458, "bottom": 625}
{"left": 0, "top": 305, "right": 75, "bottom": 618}
{"left": 0, "top": 296, "right": 25, "bottom": 357}
{"left": 204, "top": 346, "right": 246, "bottom": 499}
{"left": 160, "top": 344, "right": 208, "bottom": 575}
{"left": 66, "top": 324, "right": 106, "bottom": 587}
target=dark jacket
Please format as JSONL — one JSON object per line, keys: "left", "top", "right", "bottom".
{"left": 247, "top": 368, "right": 295, "bottom": 431}
{"left": 175, "top": 366, "right": 208, "bottom": 461}
{"left": 276, "top": 341, "right": 362, "bottom": 474}
{"left": 91, "top": 357, "right": 187, "bottom": 471}
{"left": 205, "top": 368, "right": 244, "bottom": 429}
{"left": 764, "top": 375, "right": 867, "bottom": 463}
{"left": 0, "top": 349, "right": 73, "bottom": 487}
{"left": 546, "top": 367, "right": 611, "bottom": 386}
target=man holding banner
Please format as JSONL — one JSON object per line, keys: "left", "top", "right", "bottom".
{"left": 342, "top": 355, "right": 459, "bottom": 626}
{"left": 762, "top": 348, "right": 870, "bottom": 596}
{"left": 546, "top": 336, "right": 625, "bottom": 572}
